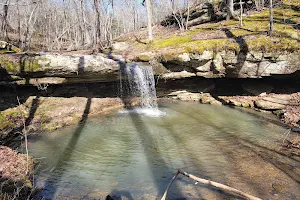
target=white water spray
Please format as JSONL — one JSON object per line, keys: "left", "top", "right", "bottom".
{"left": 119, "top": 63, "right": 164, "bottom": 117}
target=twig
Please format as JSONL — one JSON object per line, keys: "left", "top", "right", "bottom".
{"left": 161, "top": 170, "right": 180, "bottom": 200}
{"left": 282, "top": 128, "right": 291, "bottom": 144}
{"left": 161, "top": 169, "right": 262, "bottom": 200}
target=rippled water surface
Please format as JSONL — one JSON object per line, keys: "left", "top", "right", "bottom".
{"left": 28, "top": 101, "right": 300, "bottom": 199}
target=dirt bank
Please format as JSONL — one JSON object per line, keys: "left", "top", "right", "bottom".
{"left": 1, "top": 96, "right": 124, "bottom": 147}
{"left": 0, "top": 146, "right": 34, "bottom": 199}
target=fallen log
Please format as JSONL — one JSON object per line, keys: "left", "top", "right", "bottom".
{"left": 161, "top": 169, "right": 262, "bottom": 200}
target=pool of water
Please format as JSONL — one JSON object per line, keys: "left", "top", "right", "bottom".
{"left": 27, "top": 101, "right": 300, "bottom": 200}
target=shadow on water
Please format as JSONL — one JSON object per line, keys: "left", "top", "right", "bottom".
{"left": 157, "top": 117, "right": 226, "bottom": 200}
{"left": 37, "top": 97, "right": 91, "bottom": 199}
{"left": 105, "top": 51, "right": 187, "bottom": 199}
{"left": 106, "top": 189, "right": 134, "bottom": 200}
{"left": 128, "top": 112, "right": 186, "bottom": 199}
{"left": 167, "top": 106, "right": 300, "bottom": 196}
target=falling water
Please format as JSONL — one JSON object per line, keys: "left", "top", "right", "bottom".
{"left": 119, "top": 63, "right": 164, "bottom": 116}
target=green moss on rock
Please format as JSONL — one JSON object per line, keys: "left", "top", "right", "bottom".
{"left": 23, "top": 59, "right": 41, "bottom": 72}
{"left": 0, "top": 56, "right": 45, "bottom": 74}
{"left": 0, "top": 57, "right": 18, "bottom": 73}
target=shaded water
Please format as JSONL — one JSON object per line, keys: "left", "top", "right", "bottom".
{"left": 28, "top": 102, "right": 300, "bottom": 200}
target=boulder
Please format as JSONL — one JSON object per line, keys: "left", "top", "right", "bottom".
{"left": 213, "top": 53, "right": 225, "bottom": 73}
{"left": 0, "top": 41, "right": 21, "bottom": 53}
{"left": 177, "top": 92, "right": 202, "bottom": 101}
{"left": 254, "top": 100, "right": 286, "bottom": 110}
{"left": 161, "top": 71, "right": 196, "bottom": 79}
{"left": 196, "top": 60, "right": 212, "bottom": 72}
{"left": 168, "top": 90, "right": 189, "bottom": 96}
{"left": 200, "top": 93, "right": 217, "bottom": 104}
{"left": 112, "top": 42, "right": 129, "bottom": 51}
{"left": 178, "top": 53, "right": 190, "bottom": 62}
{"left": 135, "top": 52, "right": 156, "bottom": 62}
{"left": 0, "top": 41, "right": 8, "bottom": 49}
{"left": 190, "top": 50, "right": 214, "bottom": 60}
{"left": 258, "top": 61, "right": 289, "bottom": 76}
{"left": 263, "top": 95, "right": 291, "bottom": 105}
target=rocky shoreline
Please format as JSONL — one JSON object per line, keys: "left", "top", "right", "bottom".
{"left": 167, "top": 91, "right": 300, "bottom": 130}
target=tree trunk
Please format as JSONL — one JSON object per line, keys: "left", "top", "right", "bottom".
{"left": 269, "top": 0, "right": 273, "bottom": 35}
{"left": 17, "top": 0, "right": 21, "bottom": 46}
{"left": 239, "top": 0, "right": 243, "bottom": 26}
{"left": 94, "top": 0, "right": 101, "bottom": 46}
{"left": 23, "top": 3, "right": 38, "bottom": 51}
{"left": 185, "top": 0, "right": 190, "bottom": 30}
{"left": 1, "top": 0, "right": 10, "bottom": 41}
{"left": 226, "top": 0, "right": 234, "bottom": 20}
{"left": 145, "top": 0, "right": 153, "bottom": 41}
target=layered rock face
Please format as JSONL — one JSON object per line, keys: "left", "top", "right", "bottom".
{"left": 158, "top": 50, "right": 300, "bottom": 79}
{"left": 0, "top": 50, "right": 299, "bottom": 84}
{"left": 0, "top": 53, "right": 121, "bottom": 84}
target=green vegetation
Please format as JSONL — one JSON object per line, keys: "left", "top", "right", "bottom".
{"left": 0, "top": 57, "right": 18, "bottom": 73}
{"left": 0, "top": 49, "right": 16, "bottom": 54}
{"left": 282, "top": 0, "right": 300, "bottom": 6}
{"left": 0, "top": 56, "right": 44, "bottom": 74}
{"left": 22, "top": 58, "right": 42, "bottom": 72}
{"left": 0, "top": 109, "right": 25, "bottom": 130}
{"left": 128, "top": 7, "right": 299, "bottom": 59}
{"left": 152, "top": 35, "right": 192, "bottom": 49}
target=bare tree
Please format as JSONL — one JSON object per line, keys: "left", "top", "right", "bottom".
{"left": 2, "top": 0, "right": 201, "bottom": 50}
{"left": 94, "top": 0, "right": 101, "bottom": 45}
{"left": 143, "top": 0, "right": 153, "bottom": 41}
{"left": 226, "top": 0, "right": 234, "bottom": 19}
{"left": 1, "top": 0, "right": 10, "bottom": 40}
{"left": 269, "top": 0, "right": 273, "bottom": 35}
{"left": 23, "top": 1, "right": 39, "bottom": 51}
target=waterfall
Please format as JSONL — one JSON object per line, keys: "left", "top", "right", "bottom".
{"left": 119, "top": 63, "right": 164, "bottom": 116}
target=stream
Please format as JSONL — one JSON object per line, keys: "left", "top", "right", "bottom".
{"left": 26, "top": 101, "right": 300, "bottom": 200}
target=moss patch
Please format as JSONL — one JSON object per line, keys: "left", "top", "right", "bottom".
{"left": 0, "top": 49, "right": 15, "bottom": 54}
{"left": 0, "top": 108, "right": 26, "bottom": 131}
{"left": 0, "top": 56, "right": 44, "bottom": 74}
{"left": 22, "top": 58, "right": 41, "bottom": 72}
{"left": 0, "top": 57, "right": 19, "bottom": 73}
{"left": 120, "top": 7, "right": 300, "bottom": 59}
{"left": 282, "top": 0, "right": 300, "bottom": 7}
{"left": 152, "top": 35, "right": 192, "bottom": 49}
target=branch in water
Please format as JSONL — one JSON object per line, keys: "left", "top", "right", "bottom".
{"left": 161, "top": 169, "right": 262, "bottom": 200}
